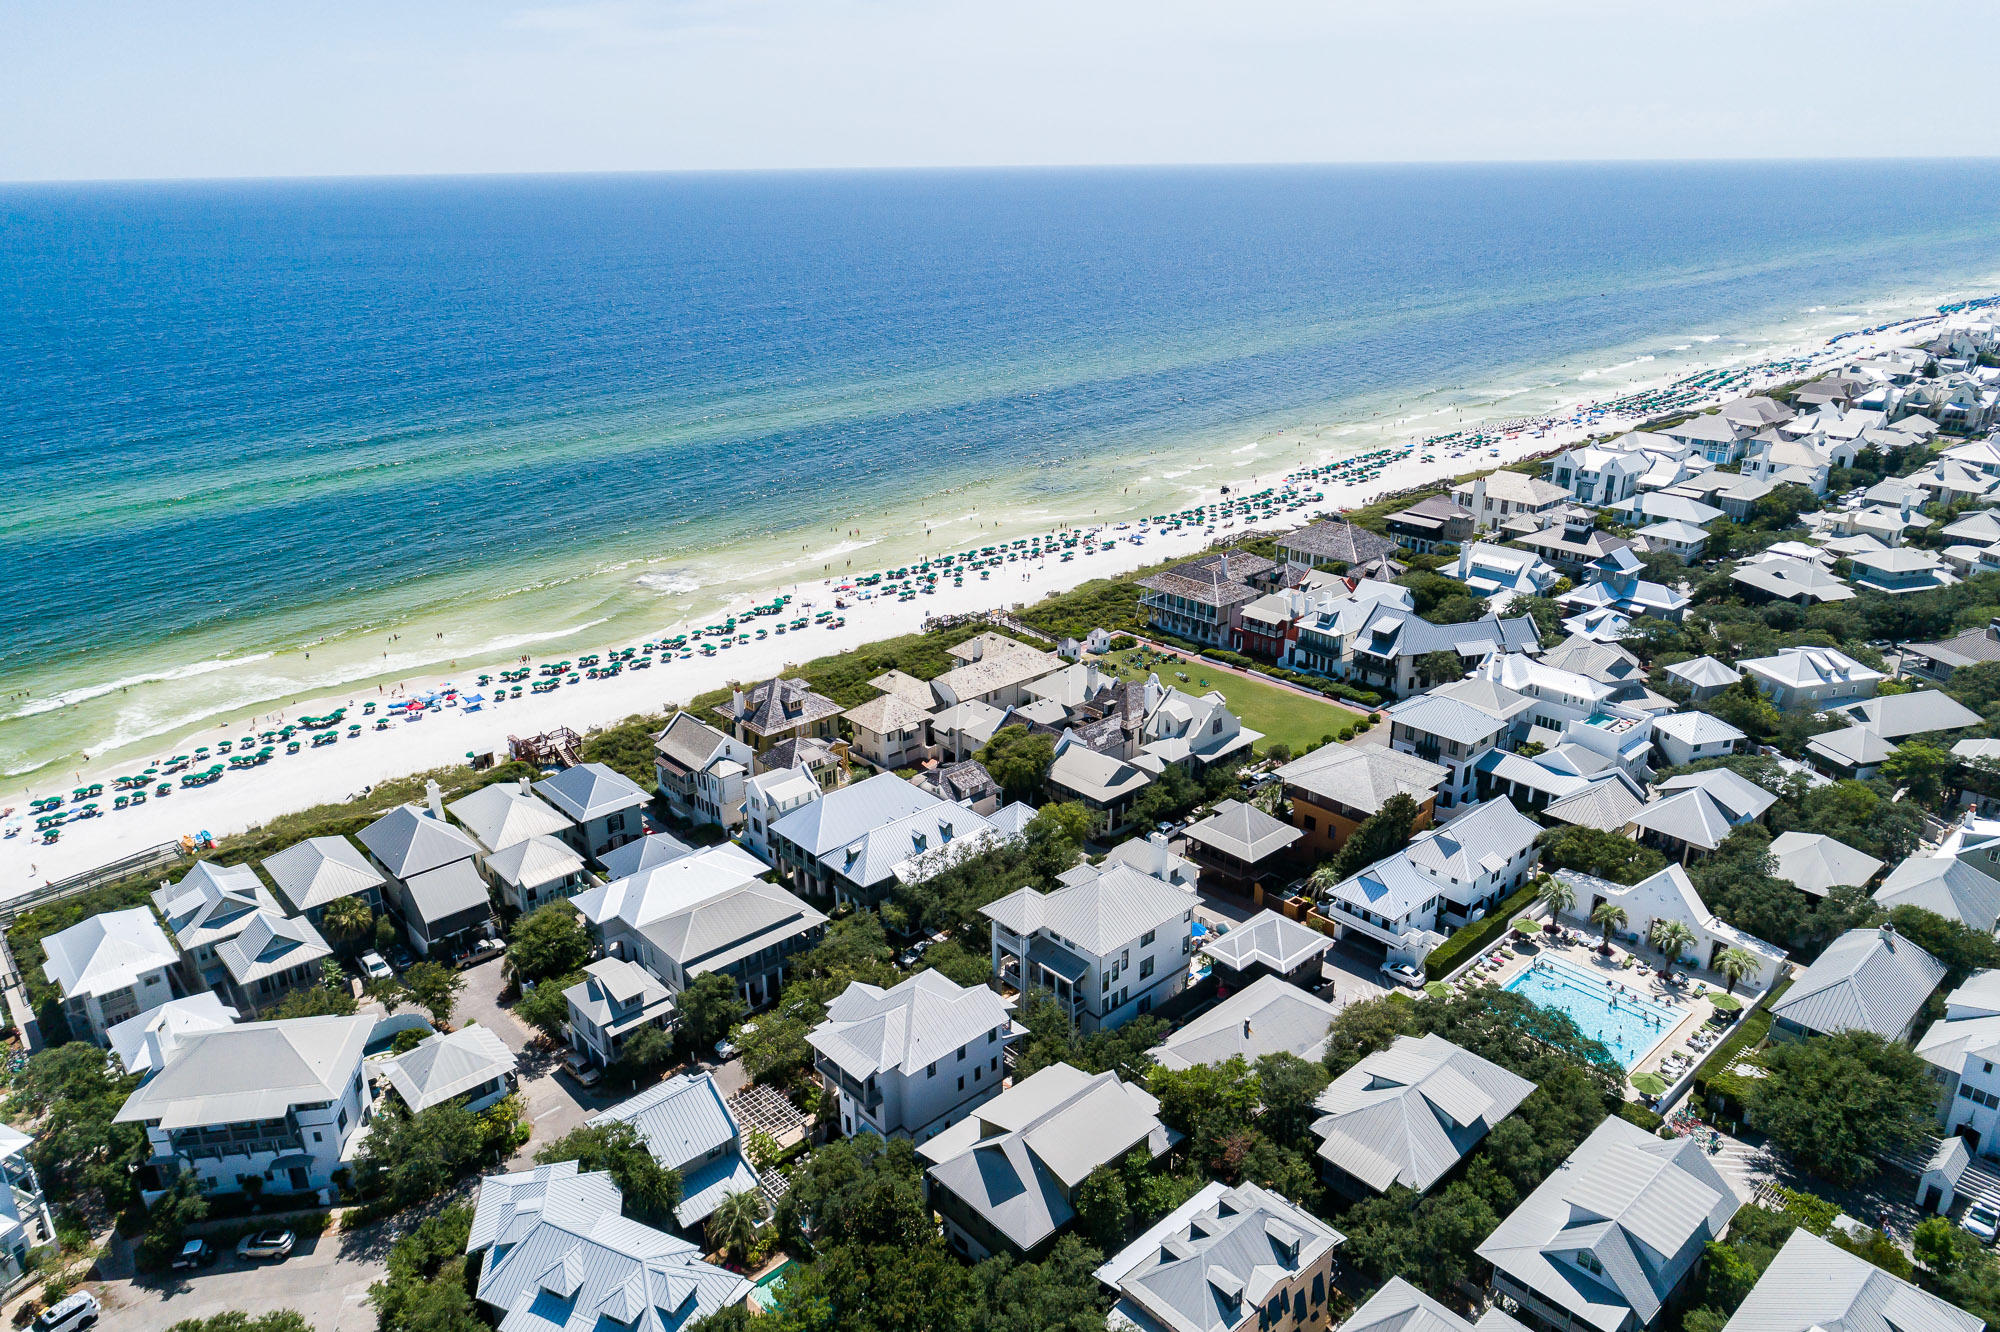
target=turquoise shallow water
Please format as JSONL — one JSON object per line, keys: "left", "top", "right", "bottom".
{"left": 1507, "top": 956, "right": 1680, "bottom": 1070}
{"left": 4, "top": 161, "right": 2000, "bottom": 780}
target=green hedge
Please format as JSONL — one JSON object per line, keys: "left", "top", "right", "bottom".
{"left": 1150, "top": 642, "right": 1383, "bottom": 708}
{"left": 1616, "top": 1100, "right": 1665, "bottom": 1133}
{"left": 1693, "top": 977, "right": 1791, "bottom": 1122}
{"left": 1423, "top": 880, "right": 1541, "bottom": 980}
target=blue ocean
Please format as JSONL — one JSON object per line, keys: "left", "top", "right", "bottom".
{"left": 4, "top": 160, "right": 2000, "bottom": 779}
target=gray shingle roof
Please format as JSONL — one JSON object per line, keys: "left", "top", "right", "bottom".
{"left": 809, "top": 969, "right": 1017, "bottom": 1080}
{"left": 448, "top": 782, "right": 573, "bottom": 854}
{"left": 1627, "top": 788, "right": 1734, "bottom": 851}
{"left": 534, "top": 762, "right": 649, "bottom": 823}
{"left": 1344, "top": 1277, "right": 1530, "bottom": 1332}
{"left": 400, "top": 858, "right": 493, "bottom": 925}
{"left": 1874, "top": 856, "right": 2000, "bottom": 932}
{"left": 1542, "top": 779, "right": 1647, "bottom": 833}
{"left": 1719, "top": 1229, "right": 1982, "bottom": 1332}
{"left": 1277, "top": 744, "right": 1448, "bottom": 815}
{"left": 1094, "top": 1180, "right": 1345, "bottom": 1332}
{"left": 654, "top": 710, "right": 735, "bottom": 772}
{"left": 1280, "top": 520, "right": 1400, "bottom": 565}
{"left": 1475, "top": 1116, "right": 1740, "bottom": 1332}
{"left": 114, "top": 1014, "right": 373, "bottom": 1129}
{"left": 981, "top": 865, "right": 1194, "bottom": 956}
{"left": 1148, "top": 974, "right": 1337, "bottom": 1071}
{"left": 41, "top": 907, "right": 178, "bottom": 1000}
{"left": 357, "top": 805, "right": 480, "bottom": 879}
{"left": 1311, "top": 1033, "right": 1535, "bottom": 1194}
{"left": 1772, "top": 926, "right": 1946, "bottom": 1039}
{"left": 1137, "top": 549, "right": 1276, "bottom": 607}
{"left": 1656, "top": 769, "right": 1775, "bottom": 824}
{"left": 717, "top": 676, "right": 844, "bottom": 738}
{"left": 1198, "top": 909, "right": 1330, "bottom": 976}
{"left": 1829, "top": 689, "right": 1983, "bottom": 740}
{"left": 1181, "top": 799, "right": 1303, "bottom": 865}
{"left": 467, "top": 1162, "right": 750, "bottom": 1332}
{"left": 262, "top": 835, "right": 385, "bottom": 915}
{"left": 919, "top": 1064, "right": 1173, "bottom": 1253}
{"left": 637, "top": 879, "right": 828, "bottom": 978}
{"left": 380, "top": 1024, "right": 517, "bottom": 1112}
{"left": 214, "top": 911, "right": 331, "bottom": 988}
{"left": 1767, "top": 832, "right": 1882, "bottom": 897}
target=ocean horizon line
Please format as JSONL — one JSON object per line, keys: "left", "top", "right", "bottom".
{"left": 9, "top": 154, "right": 2000, "bottom": 190}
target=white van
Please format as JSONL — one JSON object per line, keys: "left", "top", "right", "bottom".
{"left": 33, "top": 1292, "right": 99, "bottom": 1332}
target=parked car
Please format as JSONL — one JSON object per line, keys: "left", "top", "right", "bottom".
{"left": 715, "top": 1022, "right": 755, "bottom": 1062}
{"left": 896, "top": 939, "right": 933, "bottom": 969}
{"left": 386, "top": 945, "right": 416, "bottom": 971}
{"left": 236, "top": 1229, "right": 296, "bottom": 1261}
{"left": 33, "top": 1293, "right": 99, "bottom": 1332}
{"left": 171, "top": 1238, "right": 218, "bottom": 1270}
{"left": 1965, "top": 1202, "right": 2000, "bottom": 1245}
{"left": 358, "top": 951, "right": 394, "bottom": 981}
{"left": 562, "top": 1050, "right": 602, "bottom": 1087}
{"left": 1380, "top": 962, "right": 1424, "bottom": 990}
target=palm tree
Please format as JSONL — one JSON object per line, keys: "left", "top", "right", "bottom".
{"left": 1536, "top": 875, "right": 1576, "bottom": 922}
{"left": 320, "top": 897, "right": 374, "bottom": 953}
{"left": 1649, "top": 919, "right": 1696, "bottom": 969}
{"left": 1715, "top": 946, "right": 1758, "bottom": 995}
{"left": 1589, "top": 902, "right": 1628, "bottom": 950}
{"left": 706, "top": 1186, "right": 762, "bottom": 1265}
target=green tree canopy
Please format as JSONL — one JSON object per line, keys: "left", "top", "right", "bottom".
{"left": 1318, "top": 792, "right": 1420, "bottom": 884}
{"left": 1747, "top": 1030, "right": 1940, "bottom": 1185}
{"left": 1537, "top": 825, "right": 1667, "bottom": 885}
{"left": 978, "top": 725, "right": 1056, "bottom": 802}
{"left": 1322, "top": 993, "right": 1420, "bottom": 1076}
{"left": 167, "top": 1315, "right": 316, "bottom": 1332}
{"left": 505, "top": 902, "right": 594, "bottom": 985}
{"left": 535, "top": 1121, "right": 683, "bottom": 1227}
{"left": 402, "top": 960, "right": 463, "bottom": 1026}
{"left": 513, "top": 969, "right": 583, "bottom": 1041}
{"left": 775, "top": 1134, "right": 934, "bottom": 1256}
{"left": 8, "top": 1040, "right": 147, "bottom": 1214}
{"left": 679, "top": 971, "right": 749, "bottom": 1048}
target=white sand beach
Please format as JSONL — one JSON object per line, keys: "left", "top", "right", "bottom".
{"left": 0, "top": 313, "right": 1953, "bottom": 898}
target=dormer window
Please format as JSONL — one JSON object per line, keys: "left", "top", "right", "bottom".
{"left": 1575, "top": 1250, "right": 1603, "bottom": 1276}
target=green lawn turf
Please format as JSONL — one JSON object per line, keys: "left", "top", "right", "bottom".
{"left": 1095, "top": 647, "right": 1363, "bottom": 756}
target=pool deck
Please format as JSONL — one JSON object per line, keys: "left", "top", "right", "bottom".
{"left": 1447, "top": 928, "right": 1767, "bottom": 1095}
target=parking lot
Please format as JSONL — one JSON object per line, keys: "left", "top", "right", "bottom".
{"left": 93, "top": 1225, "right": 389, "bottom": 1332}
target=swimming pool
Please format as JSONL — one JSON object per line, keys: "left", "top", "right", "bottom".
{"left": 748, "top": 1260, "right": 796, "bottom": 1314}
{"left": 1504, "top": 956, "right": 1679, "bottom": 1070}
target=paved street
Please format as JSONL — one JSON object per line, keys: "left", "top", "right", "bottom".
{"left": 94, "top": 1226, "right": 387, "bottom": 1332}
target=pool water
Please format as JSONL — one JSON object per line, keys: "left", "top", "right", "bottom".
{"left": 1504, "top": 956, "right": 1679, "bottom": 1069}
{"left": 749, "top": 1260, "right": 796, "bottom": 1314}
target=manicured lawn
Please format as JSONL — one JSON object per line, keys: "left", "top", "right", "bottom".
{"left": 1096, "top": 648, "right": 1365, "bottom": 756}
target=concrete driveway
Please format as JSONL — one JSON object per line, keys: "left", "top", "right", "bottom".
{"left": 93, "top": 1225, "right": 384, "bottom": 1332}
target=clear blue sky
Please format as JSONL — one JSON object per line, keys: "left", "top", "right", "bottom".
{"left": 5, "top": 0, "right": 1997, "bottom": 182}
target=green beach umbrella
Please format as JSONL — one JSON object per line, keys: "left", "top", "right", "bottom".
{"left": 1630, "top": 1073, "right": 1669, "bottom": 1096}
